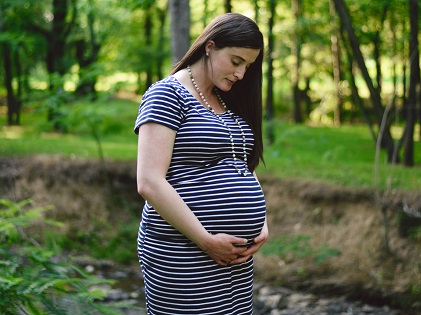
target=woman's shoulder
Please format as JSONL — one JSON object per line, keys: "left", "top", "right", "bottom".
{"left": 140, "top": 76, "right": 194, "bottom": 119}
{"left": 145, "top": 76, "right": 190, "bottom": 99}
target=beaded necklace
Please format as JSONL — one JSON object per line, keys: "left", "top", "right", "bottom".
{"left": 187, "top": 65, "right": 249, "bottom": 176}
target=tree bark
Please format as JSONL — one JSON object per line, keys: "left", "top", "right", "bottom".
{"left": 144, "top": 7, "right": 153, "bottom": 89}
{"left": 168, "top": 0, "right": 190, "bottom": 65}
{"left": 292, "top": 0, "right": 303, "bottom": 123}
{"left": 342, "top": 32, "right": 376, "bottom": 143}
{"left": 1, "top": 3, "right": 19, "bottom": 126}
{"left": 75, "top": 0, "right": 100, "bottom": 98}
{"left": 156, "top": 7, "right": 167, "bottom": 80}
{"left": 47, "top": 0, "right": 74, "bottom": 87}
{"left": 403, "top": 0, "right": 420, "bottom": 166}
{"left": 372, "top": 3, "right": 389, "bottom": 95}
{"left": 44, "top": 0, "right": 76, "bottom": 130}
{"left": 3, "top": 44, "right": 19, "bottom": 126}
{"left": 329, "top": 0, "right": 343, "bottom": 125}
{"left": 224, "top": 0, "right": 232, "bottom": 13}
{"left": 266, "top": 0, "right": 276, "bottom": 145}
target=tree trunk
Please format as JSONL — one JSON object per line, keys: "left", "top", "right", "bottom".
{"left": 390, "top": 10, "right": 398, "bottom": 120}
{"left": 403, "top": 0, "right": 420, "bottom": 166}
{"left": 1, "top": 3, "right": 19, "bottom": 126}
{"left": 292, "top": 0, "right": 303, "bottom": 123}
{"left": 46, "top": 0, "right": 76, "bottom": 130}
{"left": 224, "top": 0, "right": 232, "bottom": 13}
{"left": 75, "top": 0, "right": 100, "bottom": 98}
{"left": 303, "top": 77, "right": 312, "bottom": 116}
{"left": 342, "top": 35, "right": 376, "bottom": 143}
{"left": 144, "top": 7, "right": 153, "bottom": 90}
{"left": 329, "top": 0, "right": 343, "bottom": 125}
{"left": 48, "top": 0, "right": 72, "bottom": 88}
{"left": 266, "top": 0, "right": 276, "bottom": 145}
{"left": 333, "top": 0, "right": 395, "bottom": 162}
{"left": 372, "top": 4, "right": 389, "bottom": 95}
{"left": 156, "top": 7, "right": 167, "bottom": 80}
{"left": 14, "top": 47, "right": 22, "bottom": 125}
{"left": 3, "top": 43, "right": 19, "bottom": 126}
{"left": 168, "top": 0, "right": 190, "bottom": 65}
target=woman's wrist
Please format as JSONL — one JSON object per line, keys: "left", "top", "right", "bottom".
{"left": 197, "top": 231, "right": 213, "bottom": 253}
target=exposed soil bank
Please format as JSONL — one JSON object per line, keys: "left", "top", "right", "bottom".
{"left": 1, "top": 155, "right": 420, "bottom": 313}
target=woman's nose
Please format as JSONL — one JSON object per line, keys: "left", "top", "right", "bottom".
{"left": 234, "top": 67, "right": 247, "bottom": 80}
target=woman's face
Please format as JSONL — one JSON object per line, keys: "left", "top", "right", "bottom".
{"left": 206, "top": 44, "right": 260, "bottom": 91}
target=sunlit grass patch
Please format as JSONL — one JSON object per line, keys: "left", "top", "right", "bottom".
{"left": 1, "top": 99, "right": 420, "bottom": 191}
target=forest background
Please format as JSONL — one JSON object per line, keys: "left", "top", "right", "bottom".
{"left": 1, "top": 0, "right": 421, "bottom": 314}
{"left": 2, "top": 0, "right": 421, "bottom": 184}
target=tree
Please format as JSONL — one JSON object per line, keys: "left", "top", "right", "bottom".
{"left": 142, "top": 1, "right": 154, "bottom": 89}
{"left": 45, "top": 0, "right": 77, "bottom": 90}
{"left": 116, "top": 0, "right": 170, "bottom": 94}
{"left": 27, "top": 0, "right": 77, "bottom": 130}
{"left": 0, "top": 0, "right": 21, "bottom": 126}
{"left": 224, "top": 0, "right": 232, "bottom": 13}
{"left": 156, "top": 5, "right": 168, "bottom": 80}
{"left": 74, "top": 0, "right": 101, "bottom": 98}
{"left": 371, "top": 1, "right": 390, "bottom": 96}
{"left": 266, "top": 0, "right": 276, "bottom": 145}
{"left": 333, "top": 0, "right": 396, "bottom": 162}
{"left": 168, "top": 0, "right": 190, "bottom": 65}
{"left": 329, "top": 0, "right": 344, "bottom": 125}
{"left": 403, "top": 0, "right": 419, "bottom": 166}
{"left": 291, "top": 0, "right": 303, "bottom": 123}
{"left": 0, "top": 0, "right": 47, "bottom": 126}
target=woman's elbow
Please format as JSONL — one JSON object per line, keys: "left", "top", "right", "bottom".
{"left": 136, "top": 173, "right": 163, "bottom": 199}
{"left": 137, "top": 176, "right": 150, "bottom": 197}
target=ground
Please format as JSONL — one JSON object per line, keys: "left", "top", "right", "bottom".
{"left": 0, "top": 155, "right": 420, "bottom": 313}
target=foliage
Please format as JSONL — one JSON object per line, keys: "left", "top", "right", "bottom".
{"left": 1, "top": 0, "right": 419, "bottom": 165}
{"left": 260, "top": 234, "right": 341, "bottom": 264}
{"left": 44, "top": 219, "right": 140, "bottom": 265}
{"left": 0, "top": 199, "right": 142, "bottom": 315}
{"left": 396, "top": 211, "right": 421, "bottom": 240}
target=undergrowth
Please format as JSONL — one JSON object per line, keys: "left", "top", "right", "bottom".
{"left": 0, "top": 198, "right": 143, "bottom": 315}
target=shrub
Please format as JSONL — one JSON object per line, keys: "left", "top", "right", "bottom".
{"left": 0, "top": 199, "right": 141, "bottom": 315}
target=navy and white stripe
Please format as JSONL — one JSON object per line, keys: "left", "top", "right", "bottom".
{"left": 134, "top": 76, "right": 266, "bottom": 315}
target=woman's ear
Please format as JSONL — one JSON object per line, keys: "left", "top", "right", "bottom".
{"left": 205, "top": 40, "right": 215, "bottom": 54}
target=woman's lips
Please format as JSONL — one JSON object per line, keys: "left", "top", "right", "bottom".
{"left": 226, "top": 78, "right": 236, "bottom": 85}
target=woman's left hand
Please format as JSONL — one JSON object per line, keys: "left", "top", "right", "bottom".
{"left": 230, "top": 219, "right": 269, "bottom": 265}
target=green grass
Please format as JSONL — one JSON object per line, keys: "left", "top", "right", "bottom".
{"left": 259, "top": 122, "right": 421, "bottom": 191}
{"left": 0, "top": 95, "right": 139, "bottom": 160}
{"left": 0, "top": 134, "right": 137, "bottom": 160}
{"left": 1, "top": 96, "right": 420, "bottom": 191}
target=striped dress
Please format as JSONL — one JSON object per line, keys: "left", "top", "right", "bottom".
{"left": 134, "top": 76, "right": 266, "bottom": 315}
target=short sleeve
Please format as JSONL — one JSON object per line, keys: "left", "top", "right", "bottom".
{"left": 134, "top": 80, "right": 185, "bottom": 135}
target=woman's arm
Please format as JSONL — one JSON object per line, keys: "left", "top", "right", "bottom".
{"left": 136, "top": 122, "right": 248, "bottom": 265}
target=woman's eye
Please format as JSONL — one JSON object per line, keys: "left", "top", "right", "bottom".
{"left": 232, "top": 60, "right": 240, "bottom": 66}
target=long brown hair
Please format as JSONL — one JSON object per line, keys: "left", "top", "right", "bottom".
{"left": 171, "top": 13, "right": 265, "bottom": 172}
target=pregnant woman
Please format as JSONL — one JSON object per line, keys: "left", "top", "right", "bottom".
{"left": 134, "top": 13, "right": 268, "bottom": 315}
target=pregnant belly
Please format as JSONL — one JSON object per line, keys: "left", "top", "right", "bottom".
{"left": 175, "top": 176, "right": 266, "bottom": 241}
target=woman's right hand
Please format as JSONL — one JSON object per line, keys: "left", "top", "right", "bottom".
{"left": 203, "top": 233, "right": 249, "bottom": 266}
